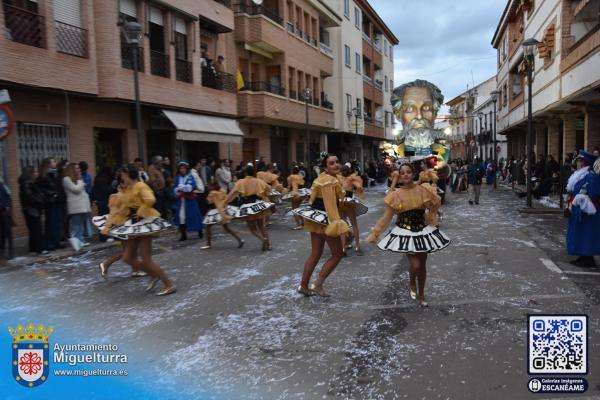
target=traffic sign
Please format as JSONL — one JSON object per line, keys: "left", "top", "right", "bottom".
{"left": 0, "top": 104, "right": 14, "bottom": 141}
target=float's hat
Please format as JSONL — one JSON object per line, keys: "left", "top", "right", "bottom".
{"left": 177, "top": 160, "right": 190, "bottom": 167}
{"left": 575, "top": 150, "right": 597, "bottom": 165}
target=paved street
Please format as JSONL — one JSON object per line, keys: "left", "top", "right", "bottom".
{"left": 1, "top": 185, "right": 599, "bottom": 399}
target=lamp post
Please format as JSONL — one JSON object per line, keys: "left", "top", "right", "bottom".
{"left": 303, "top": 87, "right": 312, "bottom": 169}
{"left": 490, "top": 89, "right": 499, "bottom": 188}
{"left": 523, "top": 37, "right": 539, "bottom": 208}
{"left": 121, "top": 21, "right": 144, "bottom": 162}
{"left": 477, "top": 112, "right": 484, "bottom": 160}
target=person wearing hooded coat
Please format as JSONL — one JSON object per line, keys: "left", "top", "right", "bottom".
{"left": 174, "top": 161, "right": 203, "bottom": 241}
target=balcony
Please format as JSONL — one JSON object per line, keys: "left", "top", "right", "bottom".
{"left": 3, "top": 4, "right": 45, "bottom": 48}
{"left": 121, "top": 42, "right": 144, "bottom": 71}
{"left": 362, "top": 74, "right": 373, "bottom": 84}
{"left": 150, "top": 50, "right": 169, "bottom": 78}
{"left": 319, "top": 42, "right": 333, "bottom": 58}
{"left": 289, "top": 89, "right": 297, "bottom": 100}
{"left": 373, "top": 79, "right": 383, "bottom": 91}
{"left": 233, "top": 3, "right": 283, "bottom": 26}
{"left": 55, "top": 21, "right": 88, "bottom": 57}
{"left": 244, "top": 81, "right": 286, "bottom": 96}
{"left": 175, "top": 59, "right": 193, "bottom": 83}
{"left": 238, "top": 90, "right": 334, "bottom": 128}
{"left": 202, "top": 68, "right": 236, "bottom": 92}
{"left": 361, "top": 31, "right": 371, "bottom": 43}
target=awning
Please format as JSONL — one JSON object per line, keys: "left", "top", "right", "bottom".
{"left": 161, "top": 110, "right": 243, "bottom": 144}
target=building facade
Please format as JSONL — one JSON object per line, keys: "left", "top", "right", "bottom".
{"left": 322, "top": 0, "right": 398, "bottom": 167}
{"left": 491, "top": 0, "right": 600, "bottom": 161}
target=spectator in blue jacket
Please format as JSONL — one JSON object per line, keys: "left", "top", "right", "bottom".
{"left": 467, "top": 157, "right": 485, "bottom": 205}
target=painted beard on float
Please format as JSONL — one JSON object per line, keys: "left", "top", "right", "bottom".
{"left": 399, "top": 119, "right": 446, "bottom": 154}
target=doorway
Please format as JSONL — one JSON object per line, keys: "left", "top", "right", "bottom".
{"left": 243, "top": 138, "right": 258, "bottom": 164}
{"left": 94, "top": 128, "right": 124, "bottom": 172}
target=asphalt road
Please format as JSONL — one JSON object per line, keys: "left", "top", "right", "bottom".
{"left": 1, "top": 184, "right": 599, "bottom": 400}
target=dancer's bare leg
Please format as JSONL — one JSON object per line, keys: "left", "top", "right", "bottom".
{"left": 139, "top": 237, "right": 174, "bottom": 290}
{"left": 316, "top": 235, "right": 344, "bottom": 283}
{"left": 223, "top": 224, "right": 242, "bottom": 244}
{"left": 347, "top": 209, "right": 360, "bottom": 253}
{"left": 300, "top": 233, "right": 325, "bottom": 289}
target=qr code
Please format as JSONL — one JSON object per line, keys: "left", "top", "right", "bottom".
{"left": 528, "top": 315, "right": 587, "bottom": 374}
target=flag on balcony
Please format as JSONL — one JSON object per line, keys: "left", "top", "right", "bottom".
{"left": 236, "top": 69, "right": 245, "bottom": 91}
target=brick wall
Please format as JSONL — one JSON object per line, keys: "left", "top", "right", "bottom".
{"left": 585, "top": 106, "right": 600, "bottom": 151}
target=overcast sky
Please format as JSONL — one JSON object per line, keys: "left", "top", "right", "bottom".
{"left": 370, "top": 0, "right": 506, "bottom": 111}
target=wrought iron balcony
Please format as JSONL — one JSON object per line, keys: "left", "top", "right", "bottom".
{"left": 176, "top": 59, "right": 193, "bottom": 83}
{"left": 55, "top": 21, "right": 88, "bottom": 57}
{"left": 121, "top": 41, "right": 144, "bottom": 71}
{"left": 289, "top": 90, "right": 297, "bottom": 100}
{"left": 233, "top": 3, "right": 283, "bottom": 26}
{"left": 202, "top": 69, "right": 236, "bottom": 92}
{"left": 150, "top": 50, "right": 169, "bottom": 77}
{"left": 245, "top": 81, "right": 285, "bottom": 96}
{"left": 319, "top": 42, "right": 333, "bottom": 57}
{"left": 3, "top": 4, "right": 45, "bottom": 48}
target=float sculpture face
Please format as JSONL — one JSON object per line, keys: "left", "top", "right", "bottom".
{"left": 391, "top": 79, "right": 446, "bottom": 157}
{"left": 400, "top": 87, "right": 436, "bottom": 129}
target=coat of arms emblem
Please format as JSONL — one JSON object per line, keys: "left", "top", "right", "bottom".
{"left": 8, "top": 323, "right": 53, "bottom": 388}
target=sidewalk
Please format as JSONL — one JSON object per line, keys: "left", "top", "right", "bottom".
{"left": 0, "top": 236, "right": 118, "bottom": 269}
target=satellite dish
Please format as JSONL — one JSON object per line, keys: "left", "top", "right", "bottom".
{"left": 252, "top": 0, "right": 263, "bottom": 4}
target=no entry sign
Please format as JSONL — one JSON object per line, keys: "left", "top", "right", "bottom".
{"left": 0, "top": 104, "right": 14, "bottom": 141}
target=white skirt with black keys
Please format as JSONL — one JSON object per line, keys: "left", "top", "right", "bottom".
{"left": 92, "top": 215, "right": 171, "bottom": 238}
{"left": 376, "top": 209, "right": 450, "bottom": 253}
{"left": 281, "top": 188, "right": 312, "bottom": 201}
{"left": 342, "top": 196, "right": 368, "bottom": 216}
{"left": 234, "top": 199, "right": 275, "bottom": 219}
{"left": 377, "top": 225, "right": 451, "bottom": 253}
{"left": 292, "top": 203, "right": 329, "bottom": 225}
{"left": 203, "top": 205, "right": 239, "bottom": 225}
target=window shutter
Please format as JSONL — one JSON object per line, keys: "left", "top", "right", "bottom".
{"left": 150, "top": 6, "right": 163, "bottom": 25}
{"left": 54, "top": 0, "right": 82, "bottom": 27}
{"left": 175, "top": 17, "right": 187, "bottom": 34}
{"left": 119, "top": 0, "right": 137, "bottom": 18}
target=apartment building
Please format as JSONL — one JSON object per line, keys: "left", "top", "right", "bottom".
{"left": 491, "top": 0, "right": 600, "bottom": 161}
{"left": 323, "top": 0, "right": 398, "bottom": 166}
{"left": 0, "top": 0, "right": 241, "bottom": 234}
{"left": 233, "top": 0, "right": 340, "bottom": 173}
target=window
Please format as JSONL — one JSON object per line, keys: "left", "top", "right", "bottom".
{"left": 355, "top": 52, "right": 361, "bottom": 73}
{"left": 346, "top": 93, "right": 352, "bottom": 114}
{"left": 174, "top": 17, "right": 192, "bottom": 83}
{"left": 4, "top": 0, "right": 44, "bottom": 48}
{"left": 343, "top": 0, "right": 349, "bottom": 18}
{"left": 344, "top": 45, "right": 350, "bottom": 67}
{"left": 384, "top": 75, "right": 388, "bottom": 92}
{"left": 389, "top": 46, "right": 393, "bottom": 60}
{"left": 54, "top": 0, "right": 87, "bottom": 57}
{"left": 384, "top": 39, "right": 388, "bottom": 56}
{"left": 356, "top": 98, "right": 362, "bottom": 116}
{"left": 354, "top": 7, "right": 360, "bottom": 28}
{"left": 17, "top": 123, "right": 69, "bottom": 169}
{"left": 390, "top": 79, "right": 393, "bottom": 90}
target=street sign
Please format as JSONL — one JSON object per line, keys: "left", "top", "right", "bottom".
{"left": 0, "top": 89, "right": 10, "bottom": 104}
{"left": 0, "top": 104, "right": 14, "bottom": 141}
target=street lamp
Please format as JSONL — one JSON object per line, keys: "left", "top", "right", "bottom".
{"left": 303, "top": 87, "right": 312, "bottom": 168}
{"left": 121, "top": 20, "right": 144, "bottom": 162}
{"left": 477, "top": 112, "right": 484, "bottom": 160}
{"left": 523, "top": 37, "right": 539, "bottom": 207}
{"left": 490, "top": 89, "right": 499, "bottom": 188}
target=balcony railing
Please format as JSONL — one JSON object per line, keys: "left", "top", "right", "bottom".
{"left": 364, "top": 115, "right": 373, "bottom": 124}
{"left": 289, "top": 89, "right": 297, "bottom": 100}
{"left": 233, "top": 3, "right": 283, "bottom": 26}
{"left": 55, "top": 21, "right": 88, "bottom": 57}
{"left": 150, "top": 50, "right": 169, "bottom": 77}
{"left": 202, "top": 68, "right": 236, "bottom": 92}
{"left": 319, "top": 42, "right": 333, "bottom": 57}
{"left": 312, "top": 97, "right": 319, "bottom": 107}
{"left": 286, "top": 21, "right": 294, "bottom": 33}
{"left": 321, "top": 92, "right": 333, "bottom": 110}
{"left": 121, "top": 42, "right": 144, "bottom": 71}
{"left": 374, "top": 119, "right": 383, "bottom": 128}
{"left": 362, "top": 75, "right": 373, "bottom": 84}
{"left": 176, "top": 59, "right": 193, "bottom": 83}
{"left": 373, "top": 79, "right": 383, "bottom": 90}
{"left": 3, "top": 4, "right": 45, "bottom": 48}
{"left": 244, "top": 81, "right": 285, "bottom": 96}
{"left": 361, "top": 31, "right": 371, "bottom": 43}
